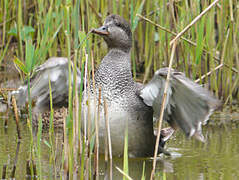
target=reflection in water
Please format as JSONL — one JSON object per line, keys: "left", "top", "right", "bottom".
{"left": 0, "top": 109, "right": 238, "bottom": 179}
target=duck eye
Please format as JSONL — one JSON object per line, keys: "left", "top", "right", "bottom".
{"left": 115, "top": 21, "right": 121, "bottom": 27}
{"left": 102, "top": 26, "right": 107, "bottom": 31}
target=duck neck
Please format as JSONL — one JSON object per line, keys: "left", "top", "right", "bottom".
{"left": 108, "top": 44, "right": 131, "bottom": 53}
{"left": 104, "top": 48, "right": 131, "bottom": 64}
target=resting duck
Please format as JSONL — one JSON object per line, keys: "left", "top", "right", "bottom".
{"left": 13, "top": 14, "right": 220, "bottom": 157}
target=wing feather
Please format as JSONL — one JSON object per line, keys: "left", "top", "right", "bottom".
{"left": 139, "top": 68, "right": 221, "bottom": 141}
{"left": 12, "top": 57, "right": 81, "bottom": 111}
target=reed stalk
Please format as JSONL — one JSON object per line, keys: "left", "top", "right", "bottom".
{"left": 150, "top": 40, "right": 177, "bottom": 180}
{"left": 141, "top": 162, "right": 146, "bottom": 180}
{"left": 17, "top": 0, "right": 23, "bottom": 60}
{"left": 115, "top": 166, "right": 133, "bottom": 180}
{"left": 91, "top": 51, "right": 99, "bottom": 180}
{"left": 11, "top": 96, "right": 21, "bottom": 139}
{"left": 94, "top": 87, "right": 101, "bottom": 180}
{"left": 123, "top": 119, "right": 129, "bottom": 180}
{"left": 36, "top": 115, "right": 43, "bottom": 180}
{"left": 170, "top": 0, "right": 220, "bottom": 46}
{"left": 73, "top": 49, "right": 79, "bottom": 177}
{"left": 104, "top": 98, "right": 113, "bottom": 180}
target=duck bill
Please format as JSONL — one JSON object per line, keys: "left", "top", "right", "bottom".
{"left": 92, "top": 26, "right": 109, "bottom": 35}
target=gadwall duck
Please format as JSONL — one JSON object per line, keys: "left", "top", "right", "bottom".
{"left": 13, "top": 15, "right": 220, "bottom": 157}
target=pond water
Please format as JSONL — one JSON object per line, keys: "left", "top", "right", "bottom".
{"left": 0, "top": 105, "right": 238, "bottom": 179}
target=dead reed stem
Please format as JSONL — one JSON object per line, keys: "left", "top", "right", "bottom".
{"left": 83, "top": 50, "right": 88, "bottom": 142}
{"left": 63, "top": 108, "right": 69, "bottom": 180}
{"left": 170, "top": 0, "right": 220, "bottom": 46}
{"left": 136, "top": 13, "right": 196, "bottom": 45}
{"left": 104, "top": 102, "right": 109, "bottom": 176}
{"left": 73, "top": 50, "right": 79, "bottom": 178}
{"left": 104, "top": 98, "right": 113, "bottom": 180}
{"left": 86, "top": 50, "right": 91, "bottom": 180}
{"left": 229, "top": 0, "right": 234, "bottom": 21}
{"left": 137, "top": 13, "right": 238, "bottom": 74}
{"left": 94, "top": 87, "right": 101, "bottom": 180}
{"left": 11, "top": 96, "right": 21, "bottom": 139}
{"left": 115, "top": 166, "right": 133, "bottom": 180}
{"left": 150, "top": 41, "right": 177, "bottom": 180}
{"left": 0, "top": 88, "right": 17, "bottom": 91}
{"left": 195, "top": 64, "right": 223, "bottom": 83}
{"left": 91, "top": 51, "right": 100, "bottom": 180}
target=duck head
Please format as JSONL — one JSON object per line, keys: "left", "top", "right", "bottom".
{"left": 92, "top": 14, "right": 132, "bottom": 52}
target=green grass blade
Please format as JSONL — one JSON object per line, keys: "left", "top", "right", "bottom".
{"left": 25, "top": 39, "right": 35, "bottom": 73}
{"left": 141, "top": 161, "right": 146, "bottom": 180}
{"left": 131, "top": 0, "right": 145, "bottom": 32}
{"left": 123, "top": 121, "right": 129, "bottom": 180}
{"left": 13, "top": 56, "right": 28, "bottom": 74}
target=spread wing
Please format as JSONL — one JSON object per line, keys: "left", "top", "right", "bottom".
{"left": 139, "top": 68, "right": 221, "bottom": 141}
{"left": 12, "top": 57, "right": 81, "bottom": 111}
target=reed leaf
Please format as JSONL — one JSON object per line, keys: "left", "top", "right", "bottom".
{"left": 13, "top": 57, "right": 28, "bottom": 74}
{"left": 123, "top": 121, "right": 129, "bottom": 180}
{"left": 25, "top": 39, "right": 35, "bottom": 73}
{"left": 131, "top": 0, "right": 145, "bottom": 33}
{"left": 141, "top": 161, "right": 146, "bottom": 180}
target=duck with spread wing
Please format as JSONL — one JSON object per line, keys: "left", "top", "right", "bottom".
{"left": 13, "top": 15, "right": 221, "bottom": 157}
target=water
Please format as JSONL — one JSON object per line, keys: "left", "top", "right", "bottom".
{"left": 0, "top": 106, "right": 238, "bottom": 179}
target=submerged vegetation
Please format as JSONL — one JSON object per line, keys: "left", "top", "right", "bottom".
{"left": 0, "top": 0, "right": 238, "bottom": 179}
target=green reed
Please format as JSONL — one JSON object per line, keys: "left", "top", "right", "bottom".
{"left": 36, "top": 116, "right": 43, "bottom": 179}
{"left": 123, "top": 121, "right": 129, "bottom": 180}
{"left": 49, "top": 78, "right": 57, "bottom": 179}
{"left": 141, "top": 161, "right": 146, "bottom": 180}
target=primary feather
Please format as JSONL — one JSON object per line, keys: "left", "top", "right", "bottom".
{"left": 140, "top": 68, "right": 221, "bottom": 141}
